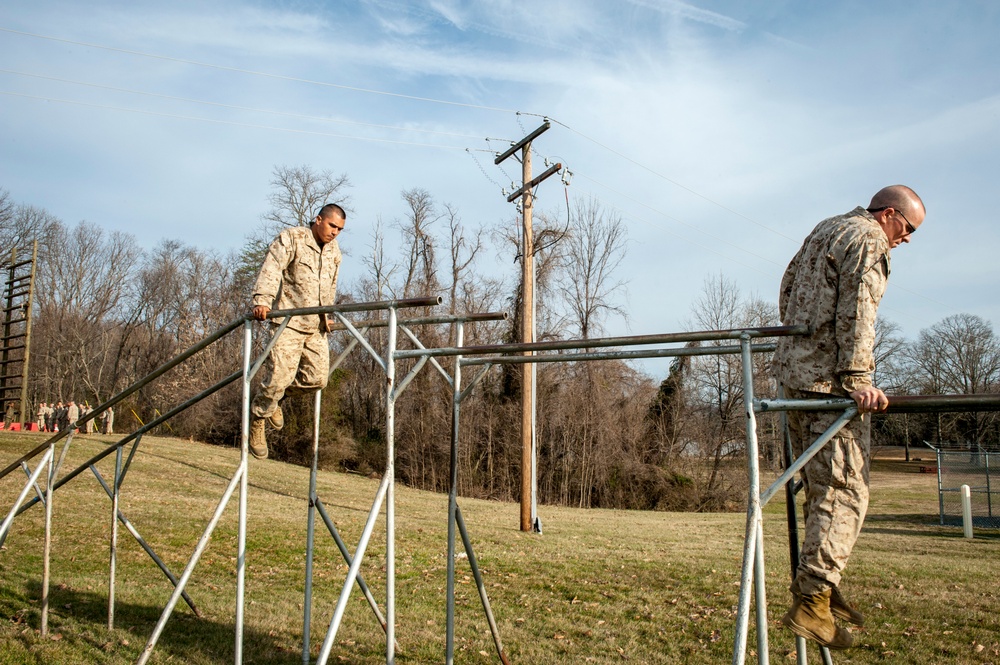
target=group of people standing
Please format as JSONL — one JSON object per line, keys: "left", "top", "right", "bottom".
{"left": 34, "top": 401, "right": 114, "bottom": 434}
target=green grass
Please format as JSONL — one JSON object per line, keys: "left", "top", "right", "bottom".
{"left": 0, "top": 433, "right": 997, "bottom": 664}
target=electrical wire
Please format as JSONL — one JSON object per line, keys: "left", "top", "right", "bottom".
{"left": 0, "top": 68, "right": 491, "bottom": 141}
{"left": 0, "top": 90, "right": 487, "bottom": 151}
{"left": 520, "top": 111, "right": 798, "bottom": 244}
{"left": 0, "top": 27, "right": 520, "bottom": 113}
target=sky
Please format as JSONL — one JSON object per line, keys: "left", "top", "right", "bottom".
{"left": 1, "top": 0, "right": 999, "bottom": 377}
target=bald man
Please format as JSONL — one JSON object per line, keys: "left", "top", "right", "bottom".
{"left": 775, "top": 185, "right": 925, "bottom": 649}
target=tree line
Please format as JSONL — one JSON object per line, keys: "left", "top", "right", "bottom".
{"left": 2, "top": 171, "right": 997, "bottom": 512}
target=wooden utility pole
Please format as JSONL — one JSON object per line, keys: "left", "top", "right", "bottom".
{"left": 495, "top": 122, "right": 561, "bottom": 532}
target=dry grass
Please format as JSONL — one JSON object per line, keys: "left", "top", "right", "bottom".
{"left": 0, "top": 432, "right": 997, "bottom": 664}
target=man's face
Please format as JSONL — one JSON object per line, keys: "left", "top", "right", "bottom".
{"left": 876, "top": 206, "right": 925, "bottom": 249}
{"left": 311, "top": 212, "right": 345, "bottom": 246}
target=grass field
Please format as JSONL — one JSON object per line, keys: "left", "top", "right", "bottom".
{"left": 0, "top": 432, "right": 997, "bottom": 664}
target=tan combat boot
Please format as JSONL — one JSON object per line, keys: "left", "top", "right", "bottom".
{"left": 249, "top": 418, "right": 268, "bottom": 460}
{"left": 830, "top": 586, "right": 864, "bottom": 626}
{"left": 781, "top": 588, "right": 854, "bottom": 650}
{"left": 266, "top": 405, "right": 284, "bottom": 430}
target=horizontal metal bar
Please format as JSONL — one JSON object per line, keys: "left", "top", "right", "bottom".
{"left": 0, "top": 315, "right": 247, "bottom": 479}
{"left": 397, "top": 325, "right": 808, "bottom": 360}
{"left": 0, "top": 344, "right": 26, "bottom": 353}
{"left": 756, "top": 393, "right": 1000, "bottom": 414}
{"left": 327, "top": 311, "right": 507, "bottom": 332}
{"left": 264, "top": 296, "right": 441, "bottom": 321}
{"left": 462, "top": 343, "right": 775, "bottom": 366}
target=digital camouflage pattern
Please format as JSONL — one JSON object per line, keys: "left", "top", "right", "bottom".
{"left": 786, "top": 388, "right": 870, "bottom": 595}
{"left": 250, "top": 225, "right": 341, "bottom": 420}
{"left": 251, "top": 327, "right": 329, "bottom": 420}
{"left": 252, "top": 226, "right": 342, "bottom": 333}
{"left": 777, "top": 207, "right": 890, "bottom": 595}
{"left": 775, "top": 207, "right": 889, "bottom": 395}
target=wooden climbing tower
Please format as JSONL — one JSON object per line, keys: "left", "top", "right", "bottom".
{"left": 0, "top": 241, "right": 38, "bottom": 429}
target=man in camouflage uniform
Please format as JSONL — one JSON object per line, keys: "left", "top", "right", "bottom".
{"left": 103, "top": 406, "right": 115, "bottom": 435}
{"left": 35, "top": 402, "right": 44, "bottom": 431}
{"left": 248, "top": 203, "right": 345, "bottom": 459}
{"left": 67, "top": 400, "right": 80, "bottom": 433}
{"left": 775, "top": 185, "right": 925, "bottom": 649}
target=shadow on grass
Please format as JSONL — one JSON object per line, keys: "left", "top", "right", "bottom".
{"left": 1, "top": 578, "right": 376, "bottom": 665}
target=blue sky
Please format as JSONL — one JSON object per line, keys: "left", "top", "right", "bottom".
{"left": 1, "top": 0, "right": 998, "bottom": 369}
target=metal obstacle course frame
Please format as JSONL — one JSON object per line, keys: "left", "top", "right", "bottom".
{"left": 735, "top": 389, "right": 1000, "bottom": 665}
{"left": 6, "top": 299, "right": 994, "bottom": 665}
{"left": 0, "top": 296, "right": 465, "bottom": 664}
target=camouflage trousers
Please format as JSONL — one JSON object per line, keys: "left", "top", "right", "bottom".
{"left": 786, "top": 388, "right": 871, "bottom": 596}
{"left": 251, "top": 327, "right": 329, "bottom": 420}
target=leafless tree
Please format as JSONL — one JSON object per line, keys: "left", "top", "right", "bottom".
{"left": 680, "top": 275, "right": 780, "bottom": 503}
{"left": 556, "top": 197, "right": 628, "bottom": 340}
{"left": 396, "top": 188, "right": 441, "bottom": 299}
{"left": 905, "top": 313, "right": 1000, "bottom": 447}
{"left": 873, "top": 317, "right": 908, "bottom": 391}
{"left": 262, "top": 165, "right": 351, "bottom": 229}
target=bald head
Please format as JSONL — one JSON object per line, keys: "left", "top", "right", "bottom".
{"left": 868, "top": 185, "right": 925, "bottom": 224}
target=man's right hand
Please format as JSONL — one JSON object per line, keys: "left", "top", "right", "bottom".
{"left": 251, "top": 305, "right": 270, "bottom": 321}
{"left": 848, "top": 385, "right": 889, "bottom": 414}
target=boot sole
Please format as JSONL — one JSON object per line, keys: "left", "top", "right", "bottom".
{"left": 781, "top": 615, "right": 853, "bottom": 650}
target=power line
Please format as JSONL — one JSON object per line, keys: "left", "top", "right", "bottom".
{"left": 521, "top": 112, "right": 798, "bottom": 244}
{"left": 0, "top": 90, "right": 488, "bottom": 151}
{"left": 3, "top": 25, "right": 793, "bottom": 249}
{"left": 573, "top": 170, "right": 783, "bottom": 269}
{"left": 0, "top": 26, "right": 521, "bottom": 114}
{"left": 0, "top": 69, "right": 492, "bottom": 141}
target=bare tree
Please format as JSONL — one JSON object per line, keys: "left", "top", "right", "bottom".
{"left": 396, "top": 188, "right": 441, "bottom": 299}
{"left": 906, "top": 313, "right": 1000, "bottom": 447}
{"left": 682, "top": 274, "right": 780, "bottom": 500}
{"left": 873, "top": 317, "right": 908, "bottom": 391}
{"left": 261, "top": 165, "right": 351, "bottom": 229}
{"left": 556, "top": 197, "right": 628, "bottom": 340}
{"left": 445, "top": 204, "right": 483, "bottom": 315}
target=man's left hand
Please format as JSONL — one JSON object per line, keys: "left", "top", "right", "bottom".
{"left": 848, "top": 386, "right": 889, "bottom": 414}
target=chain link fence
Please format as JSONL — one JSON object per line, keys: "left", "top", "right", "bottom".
{"left": 932, "top": 444, "right": 999, "bottom": 528}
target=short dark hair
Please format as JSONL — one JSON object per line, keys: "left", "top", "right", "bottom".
{"left": 316, "top": 203, "right": 346, "bottom": 222}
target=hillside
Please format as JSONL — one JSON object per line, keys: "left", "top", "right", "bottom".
{"left": 0, "top": 433, "right": 996, "bottom": 664}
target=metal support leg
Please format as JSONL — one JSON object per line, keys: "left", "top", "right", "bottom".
{"left": 733, "top": 335, "right": 768, "bottom": 665}
{"left": 780, "top": 407, "right": 809, "bottom": 665}
{"left": 135, "top": 465, "right": 246, "bottom": 665}
{"left": 109, "top": 446, "right": 123, "bottom": 629}
{"left": 40, "top": 442, "right": 55, "bottom": 636}
{"left": 446, "top": 323, "right": 463, "bottom": 665}
{"left": 385, "top": 307, "right": 397, "bottom": 665}
{"left": 314, "top": 498, "right": 398, "bottom": 651}
{"left": 235, "top": 319, "right": 252, "bottom": 664}
{"left": 89, "top": 465, "right": 201, "bottom": 616}
{"left": 455, "top": 504, "right": 511, "bottom": 665}
{"left": 315, "top": 473, "right": 392, "bottom": 665}
{"left": 1, "top": 447, "right": 52, "bottom": 541}
{"left": 303, "top": 389, "right": 322, "bottom": 664}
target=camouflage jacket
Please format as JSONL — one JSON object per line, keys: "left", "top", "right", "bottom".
{"left": 775, "top": 207, "right": 890, "bottom": 395}
{"left": 252, "top": 226, "right": 342, "bottom": 333}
